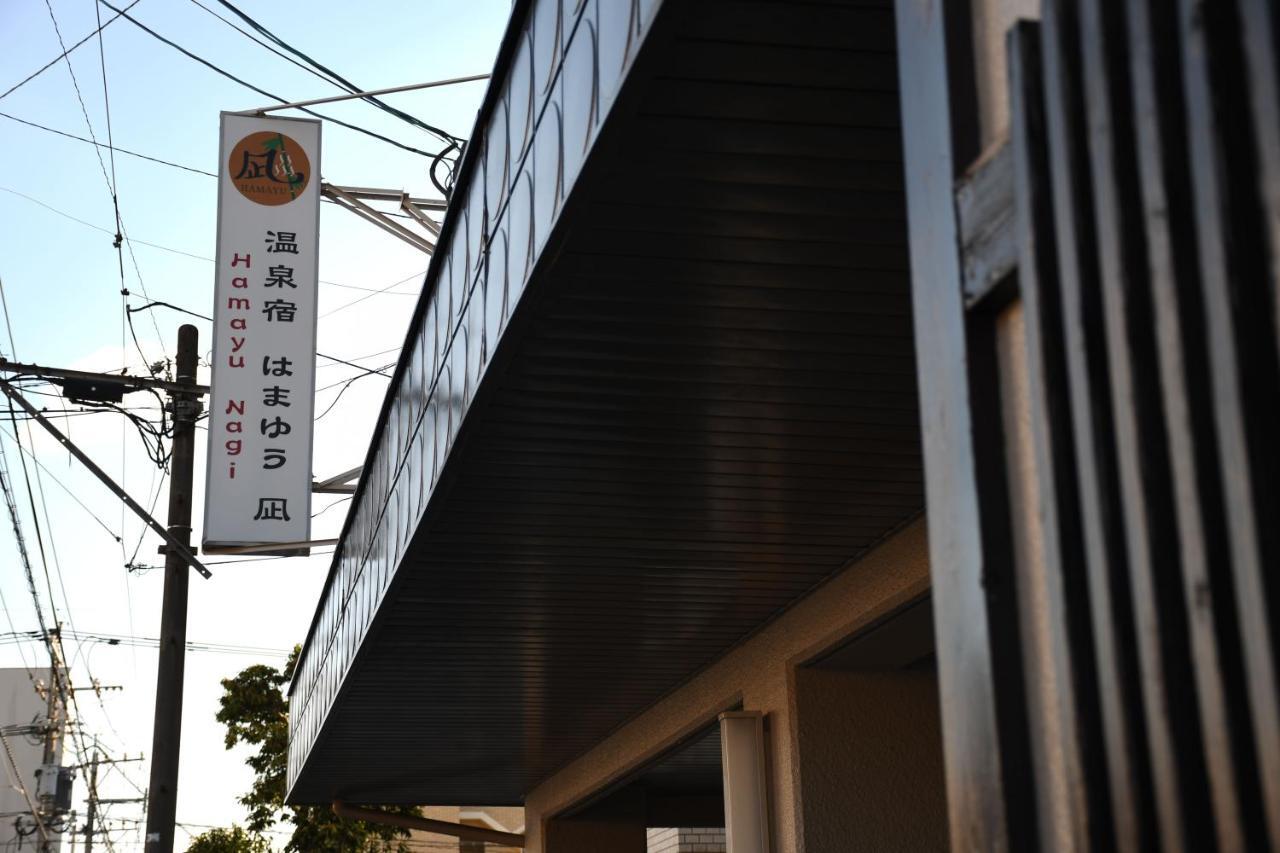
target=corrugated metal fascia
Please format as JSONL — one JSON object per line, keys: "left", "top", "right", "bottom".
{"left": 287, "top": 0, "right": 535, "bottom": 700}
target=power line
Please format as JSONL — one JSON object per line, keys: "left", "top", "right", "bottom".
{"left": 315, "top": 346, "right": 402, "bottom": 370}
{"left": 209, "top": 0, "right": 462, "bottom": 146}
{"left": 314, "top": 366, "right": 395, "bottom": 421}
{"left": 0, "top": 111, "right": 215, "bottom": 177}
{"left": 0, "top": 728, "right": 49, "bottom": 848}
{"left": 125, "top": 300, "right": 397, "bottom": 375}
{"left": 97, "top": 0, "right": 446, "bottom": 160}
{"left": 0, "top": 286, "right": 105, "bottom": 806}
{"left": 316, "top": 364, "right": 396, "bottom": 394}
{"left": 3, "top": 113, "right": 439, "bottom": 227}
{"left": 0, "top": 428, "right": 123, "bottom": 544}
{"left": 93, "top": 0, "right": 123, "bottom": 262}
{"left": 41, "top": 0, "right": 165, "bottom": 372}
{"left": 124, "top": 470, "right": 164, "bottom": 572}
{"left": 0, "top": 185, "right": 427, "bottom": 296}
{"left": 0, "top": 0, "right": 142, "bottom": 101}
{"left": 311, "top": 496, "right": 352, "bottom": 519}
{"left": 185, "top": 0, "right": 350, "bottom": 94}
{"left": 40, "top": 0, "right": 117, "bottom": 221}
{"left": 0, "top": 630, "right": 292, "bottom": 658}
{"left": 0, "top": 185, "right": 211, "bottom": 263}
{"left": 319, "top": 268, "right": 427, "bottom": 318}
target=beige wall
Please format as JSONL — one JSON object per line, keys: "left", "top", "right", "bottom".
{"left": 412, "top": 805, "right": 524, "bottom": 852}
{"left": 793, "top": 669, "right": 948, "bottom": 853}
{"left": 523, "top": 520, "right": 932, "bottom": 853}
{"left": 970, "top": 0, "right": 1041, "bottom": 153}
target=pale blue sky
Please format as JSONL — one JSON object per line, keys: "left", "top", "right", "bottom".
{"left": 0, "top": 1, "right": 510, "bottom": 847}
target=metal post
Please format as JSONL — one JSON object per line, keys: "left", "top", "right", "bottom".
{"left": 144, "top": 325, "right": 201, "bottom": 853}
{"left": 719, "top": 711, "right": 771, "bottom": 853}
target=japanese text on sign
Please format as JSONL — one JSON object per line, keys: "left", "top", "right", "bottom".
{"left": 203, "top": 114, "right": 320, "bottom": 553}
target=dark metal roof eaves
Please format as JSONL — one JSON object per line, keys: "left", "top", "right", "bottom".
{"left": 287, "top": 0, "right": 536, "bottom": 701}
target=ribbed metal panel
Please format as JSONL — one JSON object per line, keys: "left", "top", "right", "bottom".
{"left": 287, "top": 0, "right": 920, "bottom": 805}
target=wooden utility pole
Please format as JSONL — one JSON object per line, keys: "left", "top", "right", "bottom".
{"left": 143, "top": 325, "right": 201, "bottom": 853}
{"left": 83, "top": 751, "right": 99, "bottom": 853}
{"left": 38, "top": 627, "right": 66, "bottom": 853}
{"left": 0, "top": 329, "right": 210, "bottom": 853}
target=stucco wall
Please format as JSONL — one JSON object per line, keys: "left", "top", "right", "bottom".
{"left": 523, "top": 519, "right": 931, "bottom": 853}
{"left": 794, "top": 669, "right": 948, "bottom": 853}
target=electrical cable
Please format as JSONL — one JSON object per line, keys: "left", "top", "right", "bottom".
{"left": 313, "top": 366, "right": 394, "bottom": 422}
{"left": 311, "top": 496, "right": 352, "bottom": 519}
{"left": 125, "top": 299, "right": 398, "bottom": 375}
{"left": 0, "top": 185, "right": 212, "bottom": 263}
{"left": 0, "top": 111, "right": 216, "bottom": 177}
{"left": 0, "top": 391, "right": 62, "bottom": 645}
{"left": 0, "top": 185, "right": 435, "bottom": 299}
{"left": 97, "top": 0, "right": 446, "bottom": 160}
{"left": 0, "top": 630, "right": 292, "bottom": 658}
{"left": 318, "top": 268, "right": 427, "bottom": 318}
{"left": 0, "top": 186, "right": 428, "bottom": 298}
{"left": 314, "top": 345, "right": 401, "bottom": 370}
{"left": 94, "top": 0, "right": 124, "bottom": 275}
{"left": 0, "top": 428, "right": 123, "bottom": 544}
{"left": 0, "top": 0, "right": 142, "bottom": 101}
{"left": 186, "top": 0, "right": 352, "bottom": 94}
{"left": 40, "top": 0, "right": 117, "bottom": 225}
{"left": 41, "top": 0, "right": 166, "bottom": 372}
{"left": 429, "top": 140, "right": 460, "bottom": 199}
{"left": 125, "top": 470, "right": 165, "bottom": 573}
{"left": 0, "top": 291, "right": 103, "bottom": 792}
{"left": 315, "top": 363, "right": 397, "bottom": 394}
{"left": 0, "top": 729, "right": 49, "bottom": 847}
{"left": 209, "top": 0, "right": 462, "bottom": 146}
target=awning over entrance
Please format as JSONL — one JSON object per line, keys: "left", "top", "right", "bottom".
{"left": 286, "top": 0, "right": 919, "bottom": 805}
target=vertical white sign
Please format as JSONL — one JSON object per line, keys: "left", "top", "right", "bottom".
{"left": 203, "top": 113, "right": 320, "bottom": 553}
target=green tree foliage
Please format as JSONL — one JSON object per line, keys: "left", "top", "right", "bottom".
{"left": 216, "top": 647, "right": 419, "bottom": 852}
{"left": 185, "top": 825, "right": 270, "bottom": 853}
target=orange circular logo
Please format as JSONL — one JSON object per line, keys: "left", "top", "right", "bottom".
{"left": 227, "top": 131, "right": 311, "bottom": 206}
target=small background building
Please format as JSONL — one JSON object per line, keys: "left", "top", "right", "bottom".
{"left": 0, "top": 667, "right": 63, "bottom": 852}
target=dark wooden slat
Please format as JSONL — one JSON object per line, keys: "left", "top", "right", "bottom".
{"left": 1237, "top": 0, "right": 1280, "bottom": 371}
{"left": 1039, "top": 0, "right": 1163, "bottom": 848}
{"left": 1177, "top": 0, "right": 1280, "bottom": 844}
{"left": 1076, "top": 0, "right": 1223, "bottom": 848}
{"left": 1008, "top": 23, "right": 1114, "bottom": 852}
{"left": 1127, "top": 1, "right": 1272, "bottom": 850}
